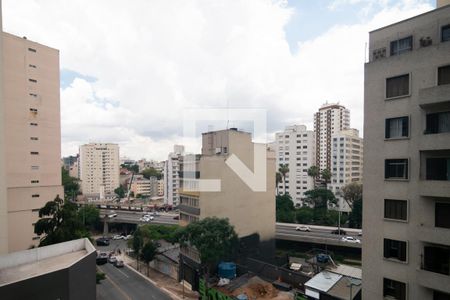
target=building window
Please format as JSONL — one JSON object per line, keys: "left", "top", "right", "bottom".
{"left": 30, "top": 137, "right": 39, "bottom": 141}
{"left": 28, "top": 47, "right": 37, "bottom": 52}
{"left": 384, "top": 239, "right": 407, "bottom": 262}
{"left": 386, "top": 74, "right": 410, "bottom": 98}
{"left": 30, "top": 108, "right": 38, "bottom": 112}
{"left": 436, "top": 203, "right": 450, "bottom": 229}
{"left": 29, "top": 64, "right": 37, "bottom": 68}
{"left": 434, "top": 291, "right": 450, "bottom": 300}
{"left": 385, "top": 159, "right": 408, "bottom": 179}
{"left": 438, "top": 65, "right": 450, "bottom": 86}
{"left": 30, "top": 151, "right": 39, "bottom": 155}
{"left": 31, "top": 180, "right": 39, "bottom": 184}
{"left": 390, "top": 36, "right": 413, "bottom": 55}
{"left": 29, "top": 93, "right": 38, "bottom": 97}
{"left": 31, "top": 166, "right": 39, "bottom": 170}
{"left": 384, "top": 199, "right": 407, "bottom": 221}
{"left": 30, "top": 123, "right": 38, "bottom": 126}
{"left": 383, "top": 278, "right": 406, "bottom": 300}
{"left": 426, "top": 111, "right": 450, "bottom": 134}
{"left": 426, "top": 158, "right": 450, "bottom": 180}
{"left": 442, "top": 24, "right": 450, "bottom": 42}
{"left": 32, "top": 194, "right": 40, "bottom": 198}
{"left": 28, "top": 79, "right": 37, "bottom": 83}
{"left": 385, "top": 117, "right": 409, "bottom": 139}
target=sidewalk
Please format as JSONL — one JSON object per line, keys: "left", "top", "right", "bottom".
{"left": 120, "top": 253, "right": 199, "bottom": 300}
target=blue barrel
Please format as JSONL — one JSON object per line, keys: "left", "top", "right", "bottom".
{"left": 218, "top": 262, "right": 236, "bottom": 279}
{"left": 236, "top": 295, "right": 248, "bottom": 300}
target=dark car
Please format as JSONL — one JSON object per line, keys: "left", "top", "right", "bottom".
{"left": 96, "top": 237, "right": 110, "bottom": 246}
{"left": 96, "top": 252, "right": 108, "bottom": 265}
{"left": 114, "top": 260, "right": 125, "bottom": 268}
{"left": 331, "top": 229, "right": 347, "bottom": 235}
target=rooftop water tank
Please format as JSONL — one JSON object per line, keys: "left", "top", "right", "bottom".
{"left": 218, "top": 262, "right": 236, "bottom": 279}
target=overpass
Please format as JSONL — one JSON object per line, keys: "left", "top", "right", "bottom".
{"left": 100, "top": 210, "right": 361, "bottom": 249}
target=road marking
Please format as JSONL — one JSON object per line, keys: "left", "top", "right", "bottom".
{"left": 116, "top": 267, "right": 130, "bottom": 278}
{"left": 99, "top": 266, "right": 132, "bottom": 300}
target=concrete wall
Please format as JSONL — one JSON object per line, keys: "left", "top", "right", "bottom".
{"left": 2, "top": 32, "right": 63, "bottom": 252}
{"left": 363, "top": 6, "right": 450, "bottom": 299}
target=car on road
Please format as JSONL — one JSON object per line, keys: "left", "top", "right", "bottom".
{"left": 124, "top": 235, "right": 132, "bottom": 240}
{"left": 96, "top": 252, "right": 108, "bottom": 265}
{"left": 107, "top": 210, "right": 118, "bottom": 218}
{"left": 113, "top": 235, "right": 124, "bottom": 240}
{"left": 96, "top": 237, "right": 110, "bottom": 246}
{"left": 341, "top": 236, "right": 361, "bottom": 243}
{"left": 114, "top": 260, "right": 124, "bottom": 268}
{"left": 295, "top": 225, "right": 311, "bottom": 232}
{"left": 140, "top": 215, "right": 154, "bottom": 222}
{"left": 331, "top": 229, "right": 347, "bottom": 235}
{"left": 108, "top": 256, "right": 118, "bottom": 264}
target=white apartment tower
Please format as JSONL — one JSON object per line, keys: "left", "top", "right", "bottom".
{"left": 275, "top": 125, "right": 315, "bottom": 205}
{"left": 363, "top": 2, "right": 450, "bottom": 299}
{"left": 164, "top": 145, "right": 184, "bottom": 206}
{"left": 314, "top": 103, "right": 350, "bottom": 172}
{"left": 0, "top": 32, "right": 63, "bottom": 252}
{"left": 329, "top": 129, "right": 363, "bottom": 212}
{"left": 79, "top": 143, "right": 119, "bottom": 199}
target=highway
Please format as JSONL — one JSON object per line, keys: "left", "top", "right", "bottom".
{"left": 101, "top": 210, "right": 362, "bottom": 248}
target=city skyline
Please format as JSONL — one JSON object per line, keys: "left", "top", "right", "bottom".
{"left": 2, "top": 0, "right": 435, "bottom": 160}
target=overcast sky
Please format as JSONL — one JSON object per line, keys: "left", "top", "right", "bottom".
{"left": 3, "top": 0, "right": 434, "bottom": 160}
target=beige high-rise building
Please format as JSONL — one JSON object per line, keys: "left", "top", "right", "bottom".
{"left": 314, "top": 103, "right": 350, "bottom": 172}
{"left": 363, "top": 2, "right": 450, "bottom": 299}
{"left": 79, "top": 143, "right": 119, "bottom": 199}
{"left": 329, "top": 128, "right": 363, "bottom": 212}
{"left": 0, "top": 32, "right": 63, "bottom": 253}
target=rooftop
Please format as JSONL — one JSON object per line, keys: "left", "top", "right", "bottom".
{"left": 0, "top": 238, "right": 95, "bottom": 287}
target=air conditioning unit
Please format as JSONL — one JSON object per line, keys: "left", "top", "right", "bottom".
{"left": 420, "top": 37, "right": 432, "bottom": 47}
{"left": 215, "top": 147, "right": 222, "bottom": 154}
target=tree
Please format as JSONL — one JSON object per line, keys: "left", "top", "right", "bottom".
{"left": 178, "top": 217, "right": 238, "bottom": 280}
{"left": 34, "top": 195, "right": 89, "bottom": 246}
{"left": 320, "top": 169, "right": 332, "bottom": 186}
{"left": 307, "top": 166, "right": 320, "bottom": 188}
{"left": 121, "top": 164, "right": 139, "bottom": 174}
{"left": 296, "top": 207, "right": 314, "bottom": 224}
{"left": 131, "top": 227, "right": 144, "bottom": 270}
{"left": 61, "top": 167, "right": 79, "bottom": 199}
{"left": 276, "top": 194, "right": 295, "bottom": 223}
{"left": 304, "top": 188, "right": 336, "bottom": 209}
{"left": 275, "top": 172, "right": 282, "bottom": 196}
{"left": 341, "top": 182, "right": 362, "bottom": 210}
{"left": 278, "top": 164, "right": 289, "bottom": 195}
{"left": 114, "top": 186, "right": 126, "bottom": 199}
{"left": 77, "top": 204, "right": 100, "bottom": 229}
{"left": 141, "top": 241, "right": 158, "bottom": 276}
{"left": 348, "top": 198, "right": 362, "bottom": 228}
{"left": 142, "top": 167, "right": 162, "bottom": 180}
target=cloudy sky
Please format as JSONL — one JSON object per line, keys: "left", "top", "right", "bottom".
{"left": 3, "top": 0, "right": 434, "bottom": 160}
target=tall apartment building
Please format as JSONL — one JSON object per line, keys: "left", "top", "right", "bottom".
{"left": 314, "top": 103, "right": 350, "bottom": 172}
{"left": 0, "top": 32, "right": 63, "bottom": 252}
{"left": 274, "top": 125, "right": 315, "bottom": 205}
{"left": 163, "top": 145, "right": 184, "bottom": 206}
{"left": 79, "top": 143, "right": 119, "bottom": 199}
{"left": 178, "top": 129, "right": 276, "bottom": 290}
{"left": 363, "top": 3, "right": 450, "bottom": 299}
{"left": 329, "top": 129, "right": 363, "bottom": 212}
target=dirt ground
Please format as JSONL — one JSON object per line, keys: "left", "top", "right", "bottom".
{"left": 230, "top": 276, "right": 294, "bottom": 300}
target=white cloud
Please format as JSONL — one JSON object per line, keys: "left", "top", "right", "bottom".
{"left": 2, "top": 0, "right": 433, "bottom": 160}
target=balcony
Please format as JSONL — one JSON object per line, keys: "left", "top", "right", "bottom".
{"left": 417, "top": 226, "right": 450, "bottom": 246}
{"left": 419, "top": 181, "right": 450, "bottom": 197}
{"left": 416, "top": 268, "right": 450, "bottom": 295}
{"left": 419, "top": 84, "right": 450, "bottom": 108}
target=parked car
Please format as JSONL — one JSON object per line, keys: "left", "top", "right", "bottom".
{"left": 295, "top": 225, "right": 311, "bottom": 232}
{"left": 108, "top": 256, "right": 118, "bottom": 264}
{"left": 124, "top": 235, "right": 132, "bottom": 240}
{"left": 114, "top": 260, "right": 124, "bottom": 268}
{"left": 341, "top": 236, "right": 361, "bottom": 243}
{"left": 357, "top": 231, "right": 362, "bottom": 236}
{"left": 331, "top": 229, "right": 347, "bottom": 235}
{"left": 112, "top": 235, "right": 124, "bottom": 240}
{"left": 96, "top": 237, "right": 110, "bottom": 246}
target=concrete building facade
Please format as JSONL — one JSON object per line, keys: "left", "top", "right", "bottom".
{"left": 79, "top": 143, "right": 119, "bottom": 199}
{"left": 363, "top": 3, "right": 450, "bottom": 299}
{"left": 274, "top": 125, "right": 316, "bottom": 205}
{"left": 1, "top": 32, "right": 63, "bottom": 252}
{"left": 130, "top": 175, "right": 158, "bottom": 197}
{"left": 164, "top": 145, "right": 184, "bottom": 206}
{"left": 314, "top": 103, "right": 350, "bottom": 172}
{"left": 329, "top": 129, "right": 363, "bottom": 212}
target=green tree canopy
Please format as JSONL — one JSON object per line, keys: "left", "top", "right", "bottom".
{"left": 320, "top": 169, "right": 332, "bottom": 184}
{"left": 61, "top": 167, "right": 80, "bottom": 198}
{"left": 178, "top": 217, "right": 238, "bottom": 267}
{"left": 141, "top": 241, "right": 158, "bottom": 276}
{"left": 304, "top": 188, "right": 336, "bottom": 209}
{"left": 278, "top": 164, "right": 289, "bottom": 194}
{"left": 307, "top": 166, "right": 320, "bottom": 188}
{"left": 121, "top": 164, "right": 139, "bottom": 174}
{"left": 142, "top": 167, "right": 162, "bottom": 180}
{"left": 34, "top": 195, "right": 89, "bottom": 246}
{"left": 296, "top": 207, "right": 314, "bottom": 224}
{"left": 276, "top": 194, "right": 295, "bottom": 223}
{"left": 114, "top": 186, "right": 126, "bottom": 198}
{"left": 349, "top": 198, "right": 362, "bottom": 228}
{"left": 77, "top": 204, "right": 100, "bottom": 228}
